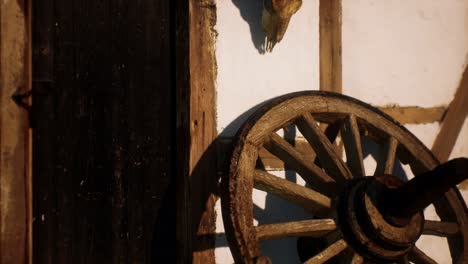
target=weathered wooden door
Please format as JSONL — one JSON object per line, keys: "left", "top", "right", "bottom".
{"left": 32, "top": 1, "right": 178, "bottom": 262}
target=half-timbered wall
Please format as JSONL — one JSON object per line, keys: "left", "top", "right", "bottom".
{"left": 214, "top": 0, "right": 468, "bottom": 262}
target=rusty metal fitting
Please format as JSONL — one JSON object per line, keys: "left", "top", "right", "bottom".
{"left": 337, "top": 178, "right": 422, "bottom": 262}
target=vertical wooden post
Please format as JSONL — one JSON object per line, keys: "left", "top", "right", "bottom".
{"left": 319, "top": 0, "right": 342, "bottom": 93}
{"left": 175, "top": 1, "right": 218, "bottom": 262}
{"left": 0, "top": 0, "right": 31, "bottom": 263}
{"left": 432, "top": 66, "right": 468, "bottom": 162}
{"left": 319, "top": 0, "right": 343, "bottom": 154}
{"left": 189, "top": 1, "right": 218, "bottom": 263}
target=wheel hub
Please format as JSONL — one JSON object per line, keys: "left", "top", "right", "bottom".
{"left": 337, "top": 176, "right": 424, "bottom": 262}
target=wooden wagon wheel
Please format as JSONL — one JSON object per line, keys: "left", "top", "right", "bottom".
{"left": 221, "top": 91, "right": 468, "bottom": 263}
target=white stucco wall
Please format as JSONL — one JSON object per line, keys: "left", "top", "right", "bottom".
{"left": 214, "top": 0, "right": 468, "bottom": 263}
{"left": 216, "top": 0, "right": 319, "bottom": 137}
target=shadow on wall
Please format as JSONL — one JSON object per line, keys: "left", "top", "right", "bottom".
{"left": 191, "top": 96, "right": 410, "bottom": 263}
{"left": 231, "top": 0, "right": 267, "bottom": 54}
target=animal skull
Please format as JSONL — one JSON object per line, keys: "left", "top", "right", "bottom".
{"left": 262, "top": 0, "right": 302, "bottom": 52}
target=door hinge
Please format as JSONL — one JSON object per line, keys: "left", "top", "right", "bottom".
{"left": 11, "top": 80, "right": 52, "bottom": 112}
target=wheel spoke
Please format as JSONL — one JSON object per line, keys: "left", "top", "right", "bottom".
{"left": 350, "top": 253, "right": 364, "bottom": 264}
{"left": 423, "top": 220, "right": 459, "bottom": 237}
{"left": 341, "top": 114, "right": 365, "bottom": 177}
{"left": 296, "top": 113, "right": 352, "bottom": 181}
{"left": 304, "top": 239, "right": 348, "bottom": 264}
{"left": 408, "top": 246, "right": 438, "bottom": 264}
{"left": 396, "top": 256, "right": 410, "bottom": 264}
{"left": 254, "top": 170, "right": 332, "bottom": 216}
{"left": 375, "top": 136, "right": 398, "bottom": 175}
{"left": 255, "top": 219, "right": 336, "bottom": 240}
{"left": 264, "top": 133, "right": 337, "bottom": 193}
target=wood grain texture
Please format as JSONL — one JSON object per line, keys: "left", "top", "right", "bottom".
{"left": 408, "top": 247, "right": 438, "bottom": 264}
{"left": 432, "top": 66, "right": 468, "bottom": 162}
{"left": 175, "top": 0, "right": 191, "bottom": 263}
{"left": 31, "top": 1, "right": 55, "bottom": 262}
{"left": 220, "top": 104, "right": 448, "bottom": 171}
{"left": 319, "top": 0, "right": 342, "bottom": 92}
{"left": 0, "top": 0, "right": 30, "bottom": 263}
{"left": 255, "top": 219, "right": 336, "bottom": 240}
{"left": 423, "top": 220, "right": 459, "bottom": 237}
{"left": 219, "top": 137, "right": 318, "bottom": 172}
{"left": 222, "top": 91, "right": 468, "bottom": 263}
{"left": 189, "top": 1, "right": 218, "bottom": 263}
{"left": 296, "top": 113, "right": 351, "bottom": 181}
{"left": 305, "top": 239, "right": 348, "bottom": 264}
{"left": 258, "top": 139, "right": 316, "bottom": 170}
{"left": 264, "top": 133, "right": 337, "bottom": 193}
{"left": 25, "top": 1, "right": 33, "bottom": 262}
{"left": 375, "top": 137, "right": 398, "bottom": 176}
{"left": 341, "top": 114, "right": 365, "bottom": 177}
{"left": 33, "top": 1, "right": 176, "bottom": 263}
{"left": 254, "top": 170, "right": 332, "bottom": 216}
{"left": 378, "top": 106, "right": 446, "bottom": 124}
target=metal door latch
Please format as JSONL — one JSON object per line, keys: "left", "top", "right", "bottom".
{"left": 11, "top": 80, "right": 52, "bottom": 111}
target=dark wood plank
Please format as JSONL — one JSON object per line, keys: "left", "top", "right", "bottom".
{"left": 423, "top": 220, "right": 459, "bottom": 237}
{"left": 55, "top": 0, "right": 85, "bottom": 261}
{"left": 33, "top": 1, "right": 176, "bottom": 263}
{"left": 32, "top": 0, "right": 56, "bottom": 262}
{"left": 396, "top": 256, "right": 410, "bottom": 264}
{"left": 174, "top": 0, "right": 191, "bottom": 263}
{"left": 125, "top": 2, "right": 175, "bottom": 263}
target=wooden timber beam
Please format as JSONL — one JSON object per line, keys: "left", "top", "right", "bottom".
{"left": 378, "top": 106, "right": 446, "bottom": 125}
{"left": 319, "top": 0, "right": 342, "bottom": 93}
{"left": 189, "top": 1, "right": 218, "bottom": 264}
{"left": 432, "top": 66, "right": 468, "bottom": 162}
{"left": 217, "top": 104, "right": 449, "bottom": 172}
{"left": 432, "top": 66, "right": 468, "bottom": 189}
{"left": 0, "top": 0, "right": 31, "bottom": 263}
